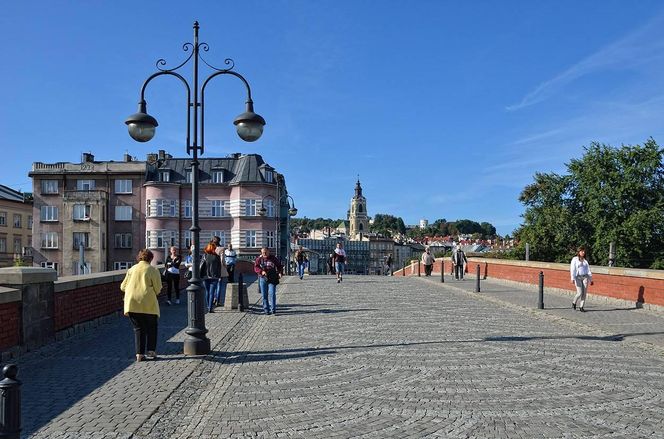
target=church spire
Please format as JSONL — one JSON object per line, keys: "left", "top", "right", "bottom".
{"left": 354, "top": 178, "right": 363, "bottom": 199}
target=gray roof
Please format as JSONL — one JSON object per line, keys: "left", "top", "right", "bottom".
{"left": 0, "top": 184, "right": 25, "bottom": 202}
{"left": 146, "top": 153, "right": 275, "bottom": 184}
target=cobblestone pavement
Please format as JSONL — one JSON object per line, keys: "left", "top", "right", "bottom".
{"left": 17, "top": 275, "right": 664, "bottom": 438}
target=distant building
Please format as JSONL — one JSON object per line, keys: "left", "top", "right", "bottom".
{"left": 29, "top": 151, "right": 290, "bottom": 275}
{"left": 419, "top": 219, "right": 428, "bottom": 229}
{"left": 297, "top": 237, "right": 370, "bottom": 275}
{"left": 0, "top": 185, "right": 33, "bottom": 267}
{"left": 348, "top": 179, "right": 369, "bottom": 239}
{"left": 368, "top": 236, "right": 394, "bottom": 275}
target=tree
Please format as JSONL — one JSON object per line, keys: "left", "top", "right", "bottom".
{"left": 515, "top": 139, "right": 664, "bottom": 268}
{"left": 371, "top": 214, "right": 406, "bottom": 237}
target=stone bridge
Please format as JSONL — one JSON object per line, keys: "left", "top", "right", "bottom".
{"left": 3, "top": 270, "right": 664, "bottom": 438}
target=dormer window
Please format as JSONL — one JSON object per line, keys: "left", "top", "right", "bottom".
{"left": 185, "top": 170, "right": 192, "bottom": 183}
{"left": 160, "top": 170, "right": 170, "bottom": 182}
{"left": 212, "top": 170, "right": 224, "bottom": 183}
{"left": 260, "top": 165, "right": 274, "bottom": 183}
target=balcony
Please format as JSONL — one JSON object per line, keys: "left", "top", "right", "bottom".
{"left": 63, "top": 190, "right": 108, "bottom": 202}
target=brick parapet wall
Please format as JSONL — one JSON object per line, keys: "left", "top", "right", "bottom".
{"left": 393, "top": 258, "right": 664, "bottom": 307}
{"left": 0, "top": 286, "right": 21, "bottom": 351}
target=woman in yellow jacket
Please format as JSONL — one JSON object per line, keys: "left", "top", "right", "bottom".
{"left": 120, "top": 249, "right": 162, "bottom": 362}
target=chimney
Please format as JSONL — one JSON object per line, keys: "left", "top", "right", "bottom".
{"left": 82, "top": 152, "right": 95, "bottom": 163}
{"left": 124, "top": 153, "right": 132, "bottom": 162}
{"left": 146, "top": 153, "right": 158, "bottom": 163}
{"left": 158, "top": 150, "right": 166, "bottom": 161}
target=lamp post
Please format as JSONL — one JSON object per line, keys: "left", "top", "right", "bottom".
{"left": 258, "top": 193, "right": 297, "bottom": 273}
{"left": 125, "top": 21, "right": 266, "bottom": 356}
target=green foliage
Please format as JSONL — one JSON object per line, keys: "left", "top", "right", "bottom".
{"left": 291, "top": 217, "right": 345, "bottom": 234}
{"left": 13, "top": 258, "right": 26, "bottom": 267}
{"left": 515, "top": 139, "right": 664, "bottom": 268}
{"left": 406, "top": 218, "right": 497, "bottom": 240}
{"left": 370, "top": 214, "right": 406, "bottom": 237}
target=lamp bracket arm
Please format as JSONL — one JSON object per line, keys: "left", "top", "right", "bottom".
{"left": 155, "top": 43, "right": 195, "bottom": 72}
{"left": 201, "top": 69, "right": 254, "bottom": 103}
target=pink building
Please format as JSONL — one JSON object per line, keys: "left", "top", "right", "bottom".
{"left": 29, "top": 151, "right": 290, "bottom": 275}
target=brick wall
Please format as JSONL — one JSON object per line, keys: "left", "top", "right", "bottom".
{"left": 394, "top": 258, "right": 664, "bottom": 307}
{"left": 54, "top": 281, "right": 124, "bottom": 332}
{"left": 0, "top": 300, "right": 21, "bottom": 351}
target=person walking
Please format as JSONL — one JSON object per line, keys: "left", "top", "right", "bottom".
{"left": 184, "top": 245, "right": 194, "bottom": 281}
{"left": 120, "top": 249, "right": 162, "bottom": 362}
{"left": 333, "top": 242, "right": 347, "bottom": 283}
{"left": 294, "top": 245, "right": 308, "bottom": 280}
{"left": 200, "top": 242, "right": 222, "bottom": 313}
{"left": 327, "top": 253, "right": 335, "bottom": 275}
{"left": 164, "top": 246, "right": 182, "bottom": 305}
{"left": 421, "top": 248, "right": 435, "bottom": 276}
{"left": 385, "top": 254, "right": 393, "bottom": 276}
{"left": 570, "top": 246, "right": 593, "bottom": 312}
{"left": 224, "top": 243, "right": 237, "bottom": 283}
{"left": 452, "top": 245, "right": 468, "bottom": 280}
{"left": 254, "top": 247, "right": 283, "bottom": 315}
{"left": 215, "top": 245, "right": 230, "bottom": 307}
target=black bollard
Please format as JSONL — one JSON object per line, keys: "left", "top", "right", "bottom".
{"left": 402, "top": 261, "right": 406, "bottom": 277}
{"left": 474, "top": 264, "right": 481, "bottom": 293}
{"left": 440, "top": 260, "right": 445, "bottom": 283}
{"left": 538, "top": 271, "right": 544, "bottom": 309}
{"left": 238, "top": 273, "right": 244, "bottom": 312}
{"left": 417, "top": 261, "right": 421, "bottom": 277}
{"left": 0, "top": 364, "right": 21, "bottom": 439}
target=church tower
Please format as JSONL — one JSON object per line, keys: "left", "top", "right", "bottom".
{"left": 349, "top": 179, "right": 369, "bottom": 239}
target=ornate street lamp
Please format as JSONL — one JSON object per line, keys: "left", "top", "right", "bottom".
{"left": 125, "top": 21, "right": 266, "bottom": 355}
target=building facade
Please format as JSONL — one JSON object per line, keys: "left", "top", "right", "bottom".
{"left": 29, "top": 151, "right": 290, "bottom": 275}
{"left": 145, "top": 152, "right": 290, "bottom": 264}
{"left": 29, "top": 153, "right": 147, "bottom": 275}
{"left": 0, "top": 185, "right": 33, "bottom": 267}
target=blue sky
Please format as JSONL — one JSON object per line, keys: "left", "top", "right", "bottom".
{"left": 3, "top": 1, "right": 664, "bottom": 235}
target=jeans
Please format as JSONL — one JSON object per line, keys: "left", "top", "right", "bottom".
{"left": 204, "top": 278, "right": 219, "bottom": 311}
{"left": 165, "top": 272, "right": 180, "bottom": 301}
{"left": 297, "top": 262, "right": 306, "bottom": 278}
{"left": 216, "top": 277, "right": 228, "bottom": 306}
{"left": 227, "top": 264, "right": 235, "bottom": 283}
{"left": 335, "top": 262, "right": 345, "bottom": 276}
{"left": 259, "top": 276, "right": 277, "bottom": 313}
{"left": 573, "top": 275, "right": 590, "bottom": 308}
{"left": 128, "top": 312, "right": 158, "bottom": 355}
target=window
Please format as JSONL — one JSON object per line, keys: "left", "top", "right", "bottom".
{"left": 115, "top": 206, "right": 132, "bottom": 221}
{"left": 114, "top": 261, "right": 133, "bottom": 270}
{"left": 158, "top": 200, "right": 176, "bottom": 217}
{"left": 13, "top": 237, "right": 21, "bottom": 253}
{"left": 211, "top": 200, "right": 225, "bottom": 217}
{"left": 115, "top": 179, "right": 132, "bottom": 194}
{"left": 266, "top": 231, "right": 275, "bottom": 248}
{"left": 73, "top": 262, "right": 91, "bottom": 275}
{"left": 41, "top": 232, "right": 58, "bottom": 249}
{"left": 114, "top": 233, "right": 132, "bottom": 248}
{"left": 73, "top": 232, "right": 90, "bottom": 249}
{"left": 40, "top": 206, "right": 58, "bottom": 222}
{"left": 183, "top": 200, "right": 191, "bottom": 218}
{"left": 160, "top": 170, "right": 170, "bottom": 182}
{"left": 28, "top": 215, "right": 33, "bottom": 229}
{"left": 182, "top": 231, "right": 192, "bottom": 249}
{"left": 265, "top": 199, "right": 275, "bottom": 217}
{"left": 0, "top": 211, "right": 5, "bottom": 226}
{"left": 212, "top": 170, "right": 224, "bottom": 183}
{"left": 244, "top": 199, "right": 257, "bottom": 216}
{"left": 245, "top": 230, "right": 257, "bottom": 248}
{"left": 147, "top": 230, "right": 176, "bottom": 248}
{"left": 0, "top": 238, "right": 5, "bottom": 252}
{"left": 264, "top": 170, "right": 273, "bottom": 183}
{"left": 211, "top": 231, "right": 227, "bottom": 246}
{"left": 41, "top": 261, "right": 59, "bottom": 271}
{"left": 185, "top": 170, "right": 192, "bottom": 183}
{"left": 73, "top": 204, "right": 91, "bottom": 220}
{"left": 76, "top": 179, "right": 95, "bottom": 191}
{"left": 41, "top": 180, "right": 58, "bottom": 194}
{"left": 13, "top": 214, "right": 21, "bottom": 228}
